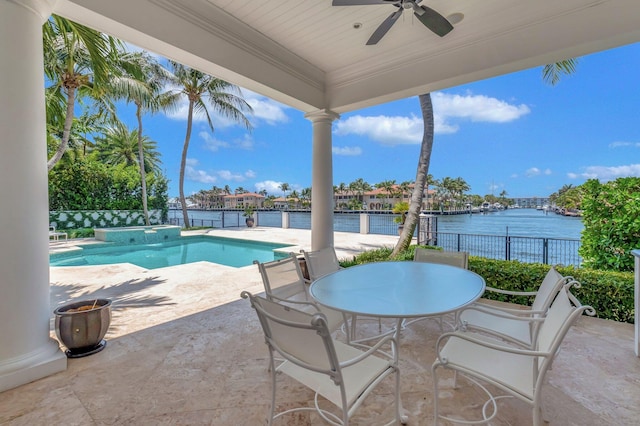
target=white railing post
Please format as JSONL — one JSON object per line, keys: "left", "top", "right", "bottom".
{"left": 282, "top": 211, "right": 290, "bottom": 229}
{"left": 360, "top": 213, "right": 369, "bottom": 234}
{"left": 632, "top": 250, "right": 640, "bottom": 357}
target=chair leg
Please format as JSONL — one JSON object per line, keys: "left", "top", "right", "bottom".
{"left": 432, "top": 364, "right": 441, "bottom": 425}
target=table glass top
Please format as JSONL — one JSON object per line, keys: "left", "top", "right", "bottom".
{"left": 309, "top": 261, "right": 485, "bottom": 318}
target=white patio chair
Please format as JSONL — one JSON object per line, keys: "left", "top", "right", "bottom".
{"left": 404, "top": 248, "right": 469, "bottom": 329}
{"left": 301, "top": 247, "right": 391, "bottom": 344}
{"left": 254, "top": 253, "right": 346, "bottom": 334}
{"left": 413, "top": 247, "right": 468, "bottom": 269}
{"left": 432, "top": 284, "right": 595, "bottom": 425}
{"left": 300, "top": 247, "right": 344, "bottom": 282}
{"left": 457, "top": 266, "right": 575, "bottom": 348}
{"left": 241, "top": 291, "right": 402, "bottom": 426}
{"left": 49, "top": 225, "right": 68, "bottom": 242}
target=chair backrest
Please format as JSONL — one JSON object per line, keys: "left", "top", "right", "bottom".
{"left": 413, "top": 247, "right": 469, "bottom": 269}
{"left": 254, "top": 254, "right": 307, "bottom": 302}
{"left": 243, "top": 291, "right": 339, "bottom": 375}
{"left": 531, "top": 266, "right": 568, "bottom": 312}
{"left": 534, "top": 285, "right": 593, "bottom": 376}
{"left": 301, "top": 247, "right": 342, "bottom": 281}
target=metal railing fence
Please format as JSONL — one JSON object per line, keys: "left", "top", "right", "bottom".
{"left": 167, "top": 209, "right": 581, "bottom": 266}
{"left": 424, "top": 231, "right": 581, "bottom": 266}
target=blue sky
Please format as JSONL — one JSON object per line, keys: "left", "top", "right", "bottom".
{"left": 119, "top": 41, "right": 640, "bottom": 199}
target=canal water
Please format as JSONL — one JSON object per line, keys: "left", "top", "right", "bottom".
{"left": 173, "top": 208, "right": 583, "bottom": 240}
{"left": 435, "top": 209, "right": 583, "bottom": 240}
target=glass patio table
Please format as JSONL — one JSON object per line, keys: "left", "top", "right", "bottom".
{"left": 309, "top": 261, "right": 486, "bottom": 320}
{"left": 309, "top": 260, "right": 486, "bottom": 423}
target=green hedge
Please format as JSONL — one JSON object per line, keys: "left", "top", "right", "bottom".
{"left": 339, "top": 246, "right": 635, "bottom": 324}
{"left": 469, "top": 258, "right": 634, "bottom": 324}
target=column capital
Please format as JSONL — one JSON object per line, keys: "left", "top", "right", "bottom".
{"left": 7, "top": 0, "right": 56, "bottom": 22}
{"left": 304, "top": 109, "right": 340, "bottom": 123}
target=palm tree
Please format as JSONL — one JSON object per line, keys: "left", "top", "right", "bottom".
{"left": 349, "top": 178, "right": 371, "bottom": 209}
{"left": 93, "top": 121, "right": 161, "bottom": 172}
{"left": 43, "top": 15, "right": 121, "bottom": 171}
{"left": 279, "top": 182, "right": 290, "bottom": 198}
{"left": 391, "top": 94, "right": 434, "bottom": 257}
{"left": 391, "top": 57, "right": 580, "bottom": 255}
{"left": 542, "top": 59, "right": 579, "bottom": 86}
{"left": 110, "top": 51, "right": 171, "bottom": 224}
{"left": 376, "top": 180, "right": 396, "bottom": 209}
{"left": 300, "top": 187, "right": 312, "bottom": 209}
{"left": 424, "top": 174, "right": 437, "bottom": 210}
{"left": 163, "top": 60, "right": 253, "bottom": 228}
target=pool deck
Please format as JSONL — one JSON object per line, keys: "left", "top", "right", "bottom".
{"left": 2, "top": 228, "right": 638, "bottom": 424}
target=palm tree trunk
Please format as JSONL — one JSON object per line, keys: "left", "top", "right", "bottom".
{"left": 47, "top": 87, "right": 76, "bottom": 171}
{"left": 136, "top": 105, "right": 150, "bottom": 225}
{"left": 179, "top": 101, "right": 194, "bottom": 228}
{"left": 391, "top": 93, "right": 434, "bottom": 257}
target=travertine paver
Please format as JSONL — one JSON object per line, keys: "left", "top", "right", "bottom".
{"left": 3, "top": 228, "right": 637, "bottom": 425}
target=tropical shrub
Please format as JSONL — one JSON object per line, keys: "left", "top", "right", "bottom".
{"left": 579, "top": 177, "right": 640, "bottom": 272}
{"left": 48, "top": 157, "right": 168, "bottom": 216}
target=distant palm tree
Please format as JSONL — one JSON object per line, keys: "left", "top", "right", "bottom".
{"left": 376, "top": 179, "right": 396, "bottom": 209}
{"left": 44, "top": 15, "right": 121, "bottom": 171}
{"left": 279, "top": 182, "right": 290, "bottom": 198}
{"left": 163, "top": 60, "right": 253, "bottom": 228}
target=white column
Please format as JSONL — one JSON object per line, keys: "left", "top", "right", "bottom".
{"left": 305, "top": 110, "right": 339, "bottom": 251}
{"left": 0, "top": 0, "right": 67, "bottom": 393}
{"left": 633, "top": 250, "right": 640, "bottom": 357}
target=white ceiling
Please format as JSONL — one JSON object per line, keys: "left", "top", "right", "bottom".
{"left": 57, "top": 0, "right": 640, "bottom": 113}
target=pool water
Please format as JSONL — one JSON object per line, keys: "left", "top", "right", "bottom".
{"left": 50, "top": 236, "right": 291, "bottom": 269}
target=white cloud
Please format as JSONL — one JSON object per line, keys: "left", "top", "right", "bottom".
{"left": 244, "top": 90, "right": 289, "bottom": 125}
{"left": 184, "top": 158, "right": 254, "bottom": 184}
{"left": 235, "top": 134, "right": 254, "bottom": 150}
{"left": 568, "top": 164, "right": 640, "bottom": 181}
{"left": 217, "top": 170, "right": 246, "bottom": 182}
{"left": 525, "top": 167, "right": 540, "bottom": 177}
{"left": 334, "top": 115, "right": 423, "bottom": 145}
{"left": 200, "top": 131, "right": 230, "bottom": 152}
{"left": 334, "top": 92, "right": 530, "bottom": 146}
{"left": 524, "top": 167, "right": 552, "bottom": 177}
{"left": 609, "top": 141, "right": 640, "bottom": 148}
{"left": 255, "top": 180, "right": 284, "bottom": 193}
{"left": 185, "top": 163, "right": 217, "bottom": 184}
{"left": 200, "top": 131, "right": 254, "bottom": 151}
{"left": 432, "top": 92, "right": 530, "bottom": 124}
{"left": 333, "top": 146, "right": 363, "bottom": 156}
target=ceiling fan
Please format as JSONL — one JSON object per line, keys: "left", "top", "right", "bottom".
{"left": 332, "top": 0, "right": 454, "bottom": 45}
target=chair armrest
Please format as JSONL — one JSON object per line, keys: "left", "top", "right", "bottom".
{"left": 462, "top": 302, "right": 546, "bottom": 318}
{"left": 267, "top": 294, "right": 317, "bottom": 309}
{"left": 339, "top": 334, "right": 398, "bottom": 368}
{"left": 484, "top": 286, "right": 537, "bottom": 297}
{"left": 435, "top": 331, "right": 550, "bottom": 362}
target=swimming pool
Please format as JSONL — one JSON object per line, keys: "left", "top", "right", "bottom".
{"left": 50, "top": 236, "right": 292, "bottom": 269}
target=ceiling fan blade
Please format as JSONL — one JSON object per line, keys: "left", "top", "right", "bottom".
{"left": 367, "top": 8, "right": 403, "bottom": 45}
{"left": 414, "top": 5, "right": 454, "bottom": 37}
{"left": 332, "top": 0, "right": 395, "bottom": 5}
